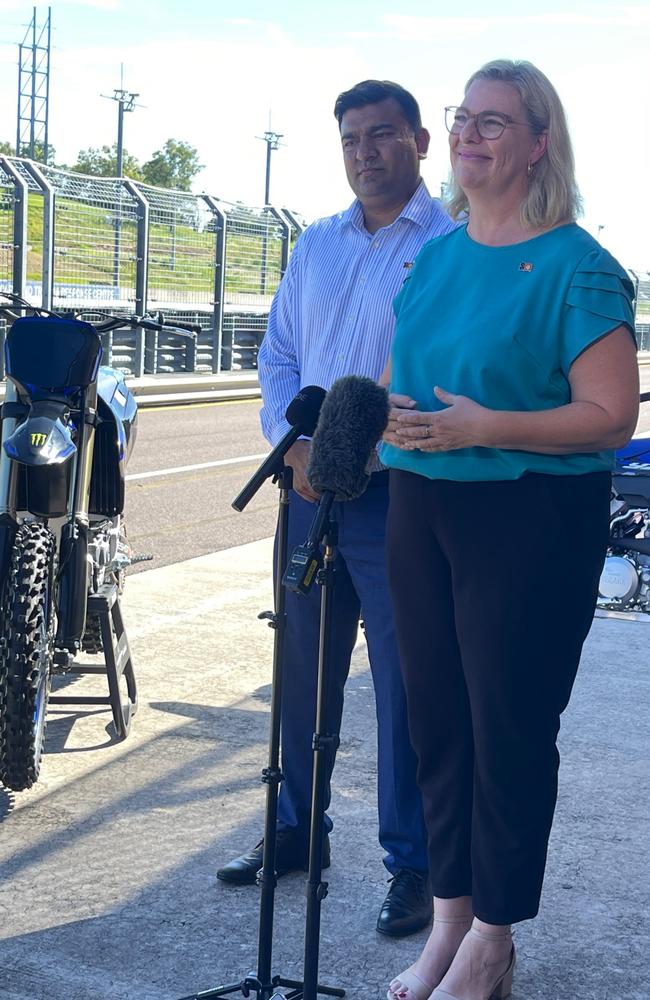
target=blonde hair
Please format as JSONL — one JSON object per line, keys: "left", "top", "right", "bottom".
{"left": 445, "top": 59, "right": 582, "bottom": 228}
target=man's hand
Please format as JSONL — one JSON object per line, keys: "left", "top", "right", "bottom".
{"left": 284, "top": 440, "right": 320, "bottom": 502}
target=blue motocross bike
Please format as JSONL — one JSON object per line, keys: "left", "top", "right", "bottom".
{"left": 0, "top": 295, "right": 197, "bottom": 790}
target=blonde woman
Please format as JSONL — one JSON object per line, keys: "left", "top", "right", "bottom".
{"left": 383, "top": 60, "right": 638, "bottom": 1000}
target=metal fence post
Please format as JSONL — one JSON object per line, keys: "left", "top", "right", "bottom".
{"left": 123, "top": 180, "right": 149, "bottom": 375}
{"left": 124, "top": 180, "right": 149, "bottom": 316}
{"left": 281, "top": 207, "right": 305, "bottom": 239}
{"left": 202, "top": 195, "right": 227, "bottom": 373}
{"left": 0, "top": 157, "right": 28, "bottom": 299}
{"left": 267, "top": 205, "right": 291, "bottom": 277}
{"left": 22, "top": 159, "right": 54, "bottom": 309}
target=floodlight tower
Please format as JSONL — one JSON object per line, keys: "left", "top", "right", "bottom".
{"left": 16, "top": 6, "right": 52, "bottom": 162}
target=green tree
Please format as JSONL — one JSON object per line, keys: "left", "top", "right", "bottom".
{"left": 0, "top": 140, "right": 57, "bottom": 164}
{"left": 142, "top": 138, "right": 203, "bottom": 191}
{"left": 21, "top": 141, "right": 57, "bottom": 165}
{"left": 72, "top": 143, "right": 143, "bottom": 180}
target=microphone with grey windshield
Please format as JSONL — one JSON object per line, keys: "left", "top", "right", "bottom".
{"left": 231, "top": 384, "right": 326, "bottom": 512}
{"left": 282, "top": 375, "right": 389, "bottom": 594}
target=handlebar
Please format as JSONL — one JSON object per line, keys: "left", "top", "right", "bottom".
{"left": 90, "top": 313, "right": 200, "bottom": 339}
{"left": 0, "top": 295, "right": 202, "bottom": 339}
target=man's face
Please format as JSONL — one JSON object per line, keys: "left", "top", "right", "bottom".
{"left": 339, "top": 98, "right": 430, "bottom": 207}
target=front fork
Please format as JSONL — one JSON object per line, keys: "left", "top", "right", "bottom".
{"left": 56, "top": 383, "right": 97, "bottom": 651}
{"left": 0, "top": 381, "right": 20, "bottom": 584}
{"left": 0, "top": 381, "right": 98, "bottom": 651}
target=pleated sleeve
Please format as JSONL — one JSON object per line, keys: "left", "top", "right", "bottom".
{"left": 561, "top": 248, "right": 636, "bottom": 373}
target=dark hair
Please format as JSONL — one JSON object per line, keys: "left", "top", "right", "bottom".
{"left": 334, "top": 80, "right": 422, "bottom": 131}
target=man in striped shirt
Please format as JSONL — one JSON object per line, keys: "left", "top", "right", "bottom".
{"left": 217, "top": 80, "right": 456, "bottom": 937}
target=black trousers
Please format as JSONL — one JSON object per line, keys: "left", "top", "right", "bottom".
{"left": 386, "top": 469, "right": 610, "bottom": 924}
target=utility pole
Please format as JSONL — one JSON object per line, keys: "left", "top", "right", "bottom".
{"left": 257, "top": 130, "right": 284, "bottom": 205}
{"left": 101, "top": 68, "right": 139, "bottom": 292}
{"left": 256, "top": 123, "right": 284, "bottom": 296}
{"left": 102, "top": 68, "right": 138, "bottom": 176}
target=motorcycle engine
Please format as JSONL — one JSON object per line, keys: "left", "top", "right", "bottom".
{"left": 88, "top": 516, "right": 131, "bottom": 592}
{"left": 598, "top": 504, "right": 650, "bottom": 614}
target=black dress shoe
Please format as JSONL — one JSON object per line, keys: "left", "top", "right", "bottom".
{"left": 216, "top": 829, "right": 331, "bottom": 885}
{"left": 376, "top": 868, "right": 432, "bottom": 938}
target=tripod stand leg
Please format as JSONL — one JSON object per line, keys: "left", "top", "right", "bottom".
{"left": 280, "top": 980, "right": 346, "bottom": 999}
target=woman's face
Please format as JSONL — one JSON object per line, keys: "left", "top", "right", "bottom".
{"left": 449, "top": 79, "right": 547, "bottom": 202}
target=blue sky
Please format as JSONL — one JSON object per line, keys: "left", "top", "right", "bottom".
{"left": 0, "top": 0, "right": 648, "bottom": 269}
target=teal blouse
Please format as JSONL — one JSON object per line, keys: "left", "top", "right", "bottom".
{"left": 381, "top": 223, "right": 635, "bottom": 481}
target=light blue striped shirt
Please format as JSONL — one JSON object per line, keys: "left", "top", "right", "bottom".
{"left": 258, "top": 180, "right": 456, "bottom": 446}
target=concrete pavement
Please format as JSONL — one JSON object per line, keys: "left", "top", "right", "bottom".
{"left": 0, "top": 538, "right": 648, "bottom": 1000}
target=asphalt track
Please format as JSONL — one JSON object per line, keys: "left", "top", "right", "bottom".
{"left": 124, "top": 398, "right": 278, "bottom": 570}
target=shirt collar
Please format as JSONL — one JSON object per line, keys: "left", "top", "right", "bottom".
{"left": 340, "top": 179, "right": 434, "bottom": 234}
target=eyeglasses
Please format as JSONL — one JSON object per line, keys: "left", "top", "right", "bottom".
{"left": 444, "top": 106, "right": 529, "bottom": 140}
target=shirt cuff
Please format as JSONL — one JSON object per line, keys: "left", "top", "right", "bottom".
{"left": 269, "top": 417, "right": 292, "bottom": 447}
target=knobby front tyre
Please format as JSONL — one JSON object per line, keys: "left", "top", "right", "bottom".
{"left": 0, "top": 521, "right": 56, "bottom": 791}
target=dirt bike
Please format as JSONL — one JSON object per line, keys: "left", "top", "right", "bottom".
{"left": 598, "top": 392, "right": 650, "bottom": 620}
{"left": 0, "top": 295, "right": 197, "bottom": 790}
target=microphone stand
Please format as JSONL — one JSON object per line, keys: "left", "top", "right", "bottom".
{"left": 281, "top": 496, "right": 348, "bottom": 999}
{"left": 179, "top": 463, "right": 344, "bottom": 1000}
{"left": 302, "top": 518, "right": 345, "bottom": 1000}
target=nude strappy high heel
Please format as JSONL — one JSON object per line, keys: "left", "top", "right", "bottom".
{"left": 386, "top": 914, "right": 473, "bottom": 1000}
{"left": 429, "top": 925, "right": 516, "bottom": 1000}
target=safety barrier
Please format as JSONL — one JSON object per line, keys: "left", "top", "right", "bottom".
{"left": 0, "top": 156, "right": 304, "bottom": 377}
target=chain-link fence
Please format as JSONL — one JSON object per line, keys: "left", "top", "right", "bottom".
{"left": 0, "top": 154, "right": 648, "bottom": 376}
{"left": 0, "top": 156, "right": 301, "bottom": 375}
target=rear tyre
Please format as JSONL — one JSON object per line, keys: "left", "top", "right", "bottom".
{"left": 0, "top": 522, "right": 56, "bottom": 791}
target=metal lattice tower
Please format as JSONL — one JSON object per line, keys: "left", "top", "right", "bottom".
{"left": 16, "top": 6, "right": 52, "bottom": 162}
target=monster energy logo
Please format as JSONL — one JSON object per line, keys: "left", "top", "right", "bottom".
{"left": 30, "top": 432, "right": 47, "bottom": 447}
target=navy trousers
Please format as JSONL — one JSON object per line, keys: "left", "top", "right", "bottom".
{"left": 386, "top": 470, "right": 611, "bottom": 922}
{"left": 276, "top": 476, "right": 428, "bottom": 874}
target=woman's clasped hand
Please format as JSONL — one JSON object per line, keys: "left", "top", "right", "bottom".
{"left": 385, "top": 387, "right": 489, "bottom": 452}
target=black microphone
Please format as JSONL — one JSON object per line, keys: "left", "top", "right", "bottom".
{"left": 231, "top": 384, "right": 326, "bottom": 512}
{"left": 283, "top": 376, "right": 389, "bottom": 594}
